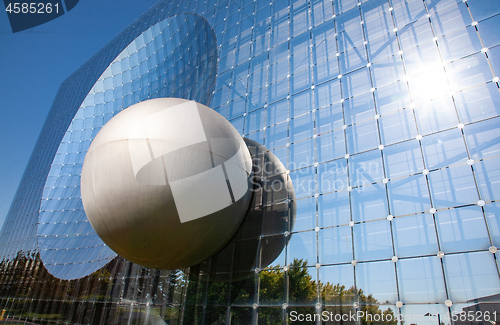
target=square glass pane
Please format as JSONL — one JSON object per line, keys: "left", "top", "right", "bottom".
{"left": 316, "top": 130, "right": 346, "bottom": 162}
{"left": 477, "top": 15, "right": 500, "bottom": 48}
{"left": 454, "top": 83, "right": 500, "bottom": 124}
{"left": 363, "top": 10, "right": 392, "bottom": 38}
{"left": 397, "top": 257, "right": 446, "bottom": 303}
{"left": 315, "top": 103, "right": 343, "bottom": 134}
{"left": 439, "top": 26, "right": 482, "bottom": 62}
{"left": 484, "top": 202, "right": 500, "bottom": 247}
{"left": 383, "top": 139, "right": 424, "bottom": 179}
{"left": 318, "top": 159, "right": 349, "bottom": 193}
{"left": 436, "top": 206, "right": 490, "bottom": 253}
{"left": 351, "top": 183, "right": 389, "bottom": 222}
{"left": 290, "top": 113, "right": 314, "bottom": 142}
{"left": 318, "top": 190, "right": 351, "bottom": 228}
{"left": 367, "top": 33, "right": 399, "bottom": 63}
{"left": 446, "top": 52, "right": 493, "bottom": 92}
{"left": 267, "top": 99, "right": 289, "bottom": 126}
{"left": 245, "top": 107, "right": 265, "bottom": 134}
{"left": 398, "top": 17, "right": 434, "bottom": 51}
{"left": 379, "top": 108, "right": 418, "bottom": 145}
{"left": 266, "top": 121, "right": 289, "bottom": 150}
{"left": 291, "top": 89, "right": 313, "bottom": 117}
{"left": 294, "top": 197, "right": 316, "bottom": 232}
{"left": 314, "top": 58, "right": 340, "bottom": 84}
{"left": 468, "top": 0, "right": 500, "bottom": 21}
{"left": 349, "top": 149, "right": 385, "bottom": 187}
{"left": 463, "top": 117, "right": 500, "bottom": 160}
{"left": 420, "top": 128, "right": 468, "bottom": 169}
{"left": 374, "top": 80, "right": 411, "bottom": 115}
{"left": 371, "top": 55, "right": 405, "bottom": 88}
{"left": 342, "top": 68, "right": 372, "bottom": 98}
{"left": 474, "top": 157, "right": 500, "bottom": 202}
{"left": 429, "top": 1, "right": 470, "bottom": 35}
{"left": 403, "top": 42, "right": 442, "bottom": 76}
{"left": 393, "top": 213, "right": 438, "bottom": 257}
{"left": 319, "top": 226, "right": 353, "bottom": 265}
{"left": 414, "top": 95, "right": 459, "bottom": 135}
{"left": 319, "top": 264, "right": 355, "bottom": 304}
{"left": 344, "top": 92, "right": 376, "bottom": 125}
{"left": 428, "top": 165, "right": 479, "bottom": 209}
{"left": 353, "top": 220, "right": 393, "bottom": 261}
{"left": 443, "top": 252, "right": 500, "bottom": 302}
{"left": 315, "top": 79, "right": 342, "bottom": 109}
{"left": 356, "top": 261, "right": 398, "bottom": 303}
{"left": 388, "top": 174, "right": 431, "bottom": 216}
{"left": 290, "top": 166, "right": 316, "bottom": 198}
{"left": 287, "top": 230, "right": 317, "bottom": 266}
{"left": 339, "top": 46, "right": 368, "bottom": 75}
{"left": 289, "top": 138, "right": 314, "bottom": 169}
{"left": 408, "top": 69, "right": 450, "bottom": 104}
{"left": 346, "top": 119, "right": 380, "bottom": 154}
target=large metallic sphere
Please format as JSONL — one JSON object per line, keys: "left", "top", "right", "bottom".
{"left": 81, "top": 98, "right": 253, "bottom": 269}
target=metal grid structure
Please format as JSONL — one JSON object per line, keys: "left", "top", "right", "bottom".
{"left": 0, "top": 0, "right": 499, "bottom": 323}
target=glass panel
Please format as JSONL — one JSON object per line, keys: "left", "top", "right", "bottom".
{"left": 319, "top": 226, "right": 353, "bottom": 265}
{"left": 349, "top": 149, "right": 385, "bottom": 187}
{"left": 351, "top": 183, "right": 389, "bottom": 222}
{"left": 387, "top": 174, "right": 431, "bottom": 216}
{"left": 383, "top": 139, "right": 424, "bottom": 179}
{"left": 446, "top": 52, "right": 493, "bottom": 92}
{"left": 474, "top": 157, "right": 500, "bottom": 202}
{"left": 342, "top": 68, "right": 372, "bottom": 98}
{"left": 374, "top": 80, "right": 411, "bottom": 115}
{"left": 393, "top": 213, "right": 438, "bottom": 257}
{"left": 315, "top": 103, "right": 343, "bottom": 134}
{"left": 429, "top": 1, "right": 470, "bottom": 35}
{"left": 346, "top": 119, "right": 380, "bottom": 154}
{"left": 379, "top": 108, "right": 418, "bottom": 145}
{"left": 436, "top": 206, "right": 490, "bottom": 253}
{"left": 439, "top": 26, "right": 482, "bottom": 62}
{"left": 318, "top": 190, "right": 351, "bottom": 228}
{"left": 318, "top": 159, "right": 349, "bottom": 193}
{"left": 420, "top": 128, "right": 468, "bottom": 169}
{"left": 428, "top": 165, "right": 479, "bottom": 209}
{"left": 484, "top": 202, "right": 500, "bottom": 247}
{"left": 477, "top": 14, "right": 500, "bottom": 48}
{"left": 290, "top": 138, "right": 314, "bottom": 169}
{"left": 443, "top": 252, "right": 500, "bottom": 302}
{"left": 294, "top": 197, "right": 316, "bottom": 232}
{"left": 287, "top": 231, "right": 317, "bottom": 266}
{"left": 371, "top": 55, "right": 405, "bottom": 88}
{"left": 414, "top": 95, "right": 459, "bottom": 135}
{"left": 463, "top": 117, "right": 500, "bottom": 160}
{"left": 267, "top": 99, "right": 289, "bottom": 126}
{"left": 454, "top": 83, "right": 500, "bottom": 124}
{"left": 319, "top": 264, "right": 355, "bottom": 304}
{"left": 353, "top": 220, "right": 393, "bottom": 261}
{"left": 316, "top": 130, "right": 346, "bottom": 162}
{"left": 356, "top": 261, "right": 398, "bottom": 303}
{"left": 290, "top": 113, "right": 314, "bottom": 142}
{"left": 344, "top": 92, "right": 376, "bottom": 125}
{"left": 397, "top": 257, "right": 447, "bottom": 303}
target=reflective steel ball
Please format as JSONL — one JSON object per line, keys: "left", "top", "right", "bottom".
{"left": 81, "top": 98, "right": 253, "bottom": 269}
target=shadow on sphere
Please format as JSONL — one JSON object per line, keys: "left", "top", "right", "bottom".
{"left": 193, "top": 138, "right": 296, "bottom": 282}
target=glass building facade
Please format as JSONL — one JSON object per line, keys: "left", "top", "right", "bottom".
{"left": 0, "top": 0, "right": 500, "bottom": 323}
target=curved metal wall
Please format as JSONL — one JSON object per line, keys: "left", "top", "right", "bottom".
{"left": 38, "top": 14, "right": 218, "bottom": 280}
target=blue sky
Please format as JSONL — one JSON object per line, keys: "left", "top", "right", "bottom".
{"left": 0, "top": 0, "right": 161, "bottom": 228}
